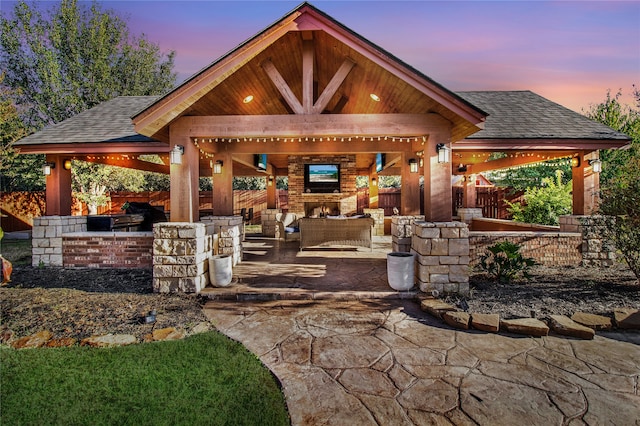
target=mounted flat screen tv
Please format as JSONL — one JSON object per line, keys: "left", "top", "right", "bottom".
{"left": 376, "top": 153, "right": 385, "bottom": 173}
{"left": 304, "top": 163, "right": 340, "bottom": 193}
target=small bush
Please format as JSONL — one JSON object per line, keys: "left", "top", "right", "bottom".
{"left": 478, "top": 241, "right": 536, "bottom": 283}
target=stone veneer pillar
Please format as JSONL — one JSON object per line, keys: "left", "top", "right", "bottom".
{"left": 363, "top": 208, "right": 385, "bottom": 236}
{"left": 391, "top": 216, "right": 425, "bottom": 252}
{"left": 261, "top": 208, "right": 282, "bottom": 238}
{"left": 153, "top": 222, "right": 213, "bottom": 293}
{"left": 412, "top": 221, "right": 470, "bottom": 296}
{"left": 32, "top": 216, "right": 87, "bottom": 266}
{"left": 559, "top": 215, "right": 616, "bottom": 267}
{"left": 199, "top": 215, "right": 243, "bottom": 265}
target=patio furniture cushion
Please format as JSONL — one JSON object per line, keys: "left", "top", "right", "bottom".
{"left": 276, "top": 213, "right": 300, "bottom": 241}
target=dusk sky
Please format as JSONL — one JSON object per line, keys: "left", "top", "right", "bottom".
{"left": 3, "top": 1, "right": 639, "bottom": 113}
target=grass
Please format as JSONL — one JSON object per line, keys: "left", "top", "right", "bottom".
{"left": 1, "top": 332, "right": 290, "bottom": 426}
{"left": 0, "top": 239, "right": 32, "bottom": 266}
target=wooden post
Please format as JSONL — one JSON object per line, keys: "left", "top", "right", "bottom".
{"left": 462, "top": 174, "right": 477, "bottom": 208}
{"left": 369, "top": 164, "right": 379, "bottom": 209}
{"left": 401, "top": 152, "right": 421, "bottom": 215}
{"left": 212, "top": 152, "right": 233, "bottom": 216}
{"left": 266, "top": 165, "right": 276, "bottom": 209}
{"left": 423, "top": 131, "right": 453, "bottom": 221}
{"left": 572, "top": 151, "right": 600, "bottom": 215}
{"left": 44, "top": 154, "right": 72, "bottom": 216}
{"left": 169, "top": 131, "right": 199, "bottom": 222}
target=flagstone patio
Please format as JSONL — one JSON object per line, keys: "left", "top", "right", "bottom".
{"left": 201, "top": 236, "right": 418, "bottom": 300}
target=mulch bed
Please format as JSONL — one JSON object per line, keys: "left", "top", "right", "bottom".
{"left": 1, "top": 264, "right": 639, "bottom": 342}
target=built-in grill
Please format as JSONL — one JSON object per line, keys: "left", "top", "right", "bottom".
{"left": 86, "top": 214, "right": 145, "bottom": 232}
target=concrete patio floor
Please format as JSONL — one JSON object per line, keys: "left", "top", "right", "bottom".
{"left": 201, "top": 236, "right": 418, "bottom": 300}
{"left": 202, "top": 236, "right": 640, "bottom": 425}
{"left": 204, "top": 298, "right": 640, "bottom": 425}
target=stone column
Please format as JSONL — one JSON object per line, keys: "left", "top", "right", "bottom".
{"left": 391, "top": 215, "right": 425, "bottom": 252}
{"left": 261, "top": 208, "right": 282, "bottom": 238}
{"left": 199, "top": 215, "right": 243, "bottom": 265}
{"left": 363, "top": 208, "right": 384, "bottom": 236}
{"left": 153, "top": 222, "right": 213, "bottom": 293}
{"left": 32, "top": 216, "right": 86, "bottom": 267}
{"left": 412, "top": 221, "right": 470, "bottom": 296}
{"left": 559, "top": 215, "right": 616, "bottom": 267}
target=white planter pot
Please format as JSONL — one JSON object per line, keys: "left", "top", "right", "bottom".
{"left": 387, "top": 252, "right": 415, "bottom": 291}
{"left": 209, "top": 254, "right": 233, "bottom": 287}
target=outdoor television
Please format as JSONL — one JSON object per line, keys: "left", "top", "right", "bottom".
{"left": 304, "top": 163, "right": 341, "bottom": 193}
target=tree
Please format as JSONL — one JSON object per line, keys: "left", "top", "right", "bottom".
{"left": 585, "top": 88, "right": 640, "bottom": 184}
{"left": 588, "top": 88, "right": 640, "bottom": 281}
{"left": 0, "top": 0, "right": 176, "bottom": 197}
{"left": 505, "top": 170, "right": 572, "bottom": 226}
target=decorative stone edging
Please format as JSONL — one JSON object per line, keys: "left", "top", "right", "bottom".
{"left": 3, "top": 322, "right": 212, "bottom": 349}
{"left": 420, "top": 299, "right": 640, "bottom": 339}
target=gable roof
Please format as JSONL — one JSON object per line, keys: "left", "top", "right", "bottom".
{"left": 458, "top": 91, "right": 630, "bottom": 141}
{"left": 132, "top": 2, "right": 487, "bottom": 142}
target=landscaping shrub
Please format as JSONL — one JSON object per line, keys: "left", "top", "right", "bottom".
{"left": 478, "top": 241, "right": 536, "bottom": 283}
{"left": 505, "top": 170, "right": 572, "bottom": 226}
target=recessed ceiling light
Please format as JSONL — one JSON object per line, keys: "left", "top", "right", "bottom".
{"left": 370, "top": 93, "right": 380, "bottom": 102}
{"left": 243, "top": 95, "right": 254, "bottom": 104}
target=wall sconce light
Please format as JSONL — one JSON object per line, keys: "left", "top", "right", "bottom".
{"left": 571, "top": 157, "right": 580, "bottom": 168}
{"left": 63, "top": 159, "right": 72, "bottom": 170}
{"left": 170, "top": 145, "right": 184, "bottom": 165}
{"left": 268, "top": 175, "right": 274, "bottom": 186}
{"left": 371, "top": 177, "right": 377, "bottom": 186}
{"left": 213, "top": 160, "right": 223, "bottom": 174}
{"left": 42, "top": 162, "right": 55, "bottom": 175}
{"left": 408, "top": 158, "right": 418, "bottom": 173}
{"left": 436, "top": 143, "right": 451, "bottom": 163}
{"left": 589, "top": 158, "right": 602, "bottom": 173}
{"left": 457, "top": 164, "right": 467, "bottom": 173}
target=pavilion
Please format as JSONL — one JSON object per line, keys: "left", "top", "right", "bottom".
{"left": 15, "top": 2, "right": 630, "bottom": 224}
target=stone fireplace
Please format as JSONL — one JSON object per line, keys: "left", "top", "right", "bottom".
{"left": 288, "top": 155, "right": 358, "bottom": 216}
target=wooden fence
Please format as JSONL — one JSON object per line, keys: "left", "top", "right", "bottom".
{"left": 452, "top": 187, "right": 525, "bottom": 219}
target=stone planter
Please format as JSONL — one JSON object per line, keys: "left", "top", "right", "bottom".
{"left": 209, "top": 254, "right": 233, "bottom": 287}
{"left": 386, "top": 252, "right": 415, "bottom": 291}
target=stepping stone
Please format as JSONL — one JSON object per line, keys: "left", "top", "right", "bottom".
{"left": 571, "top": 312, "right": 612, "bottom": 330}
{"left": 443, "top": 311, "right": 470, "bottom": 330}
{"left": 81, "top": 334, "right": 137, "bottom": 348}
{"left": 420, "top": 299, "right": 457, "bottom": 319}
{"left": 11, "top": 331, "right": 53, "bottom": 349}
{"left": 613, "top": 308, "right": 640, "bottom": 330}
{"left": 500, "top": 318, "right": 549, "bottom": 337}
{"left": 549, "top": 315, "right": 595, "bottom": 340}
{"left": 471, "top": 313, "right": 500, "bottom": 333}
{"left": 152, "top": 327, "right": 185, "bottom": 341}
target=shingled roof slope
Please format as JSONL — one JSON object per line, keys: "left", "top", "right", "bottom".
{"left": 457, "top": 91, "right": 630, "bottom": 141}
{"left": 15, "top": 96, "right": 159, "bottom": 146}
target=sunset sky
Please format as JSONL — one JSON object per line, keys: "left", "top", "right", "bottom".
{"left": 4, "top": 0, "right": 639, "bottom": 113}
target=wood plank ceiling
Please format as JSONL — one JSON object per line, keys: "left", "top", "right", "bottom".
{"left": 180, "top": 30, "right": 479, "bottom": 174}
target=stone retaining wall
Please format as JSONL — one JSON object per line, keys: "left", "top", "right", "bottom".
{"left": 469, "top": 232, "right": 583, "bottom": 267}
{"left": 63, "top": 232, "right": 153, "bottom": 268}
{"left": 261, "top": 208, "right": 281, "bottom": 238}
{"left": 152, "top": 222, "right": 213, "bottom": 293}
{"left": 412, "top": 221, "right": 470, "bottom": 296}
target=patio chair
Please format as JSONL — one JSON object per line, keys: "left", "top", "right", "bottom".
{"left": 275, "top": 212, "right": 300, "bottom": 241}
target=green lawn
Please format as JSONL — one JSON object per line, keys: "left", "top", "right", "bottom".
{"left": 1, "top": 332, "right": 290, "bottom": 426}
{"left": 0, "top": 239, "right": 32, "bottom": 266}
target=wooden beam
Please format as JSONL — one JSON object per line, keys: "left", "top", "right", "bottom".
{"left": 176, "top": 113, "right": 451, "bottom": 138}
{"left": 313, "top": 58, "right": 356, "bottom": 114}
{"left": 462, "top": 151, "right": 577, "bottom": 175}
{"left": 78, "top": 156, "right": 169, "bottom": 174}
{"left": 302, "top": 39, "right": 314, "bottom": 114}
{"left": 14, "top": 142, "right": 169, "bottom": 155}
{"left": 454, "top": 138, "right": 629, "bottom": 151}
{"left": 261, "top": 59, "right": 304, "bottom": 114}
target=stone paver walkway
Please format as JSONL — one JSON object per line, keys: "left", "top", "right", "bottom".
{"left": 203, "top": 299, "right": 640, "bottom": 425}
